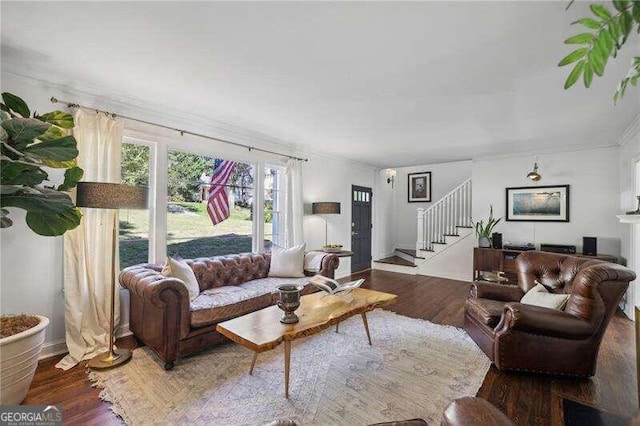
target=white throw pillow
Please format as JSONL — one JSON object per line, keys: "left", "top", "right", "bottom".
{"left": 268, "top": 243, "right": 306, "bottom": 278}
{"left": 520, "top": 283, "right": 569, "bottom": 311}
{"left": 161, "top": 257, "right": 200, "bottom": 300}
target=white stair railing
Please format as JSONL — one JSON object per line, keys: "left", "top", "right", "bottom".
{"left": 416, "top": 178, "right": 472, "bottom": 252}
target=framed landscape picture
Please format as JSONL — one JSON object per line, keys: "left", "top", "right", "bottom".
{"left": 408, "top": 172, "right": 431, "bottom": 202}
{"left": 505, "top": 185, "right": 570, "bottom": 222}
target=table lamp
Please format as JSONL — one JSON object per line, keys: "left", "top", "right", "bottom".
{"left": 75, "top": 182, "right": 149, "bottom": 369}
{"left": 312, "top": 202, "right": 341, "bottom": 246}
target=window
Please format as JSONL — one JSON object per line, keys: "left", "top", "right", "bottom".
{"left": 119, "top": 141, "right": 151, "bottom": 268}
{"left": 264, "top": 165, "right": 286, "bottom": 249}
{"left": 166, "top": 149, "right": 255, "bottom": 258}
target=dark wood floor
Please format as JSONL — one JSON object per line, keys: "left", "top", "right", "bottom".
{"left": 24, "top": 270, "right": 637, "bottom": 425}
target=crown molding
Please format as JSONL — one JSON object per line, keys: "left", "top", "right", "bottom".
{"left": 617, "top": 114, "right": 640, "bottom": 148}
{"left": 472, "top": 142, "right": 618, "bottom": 163}
{"left": 2, "top": 68, "right": 378, "bottom": 171}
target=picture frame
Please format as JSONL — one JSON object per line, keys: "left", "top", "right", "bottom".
{"left": 408, "top": 172, "right": 432, "bottom": 203}
{"left": 505, "top": 185, "right": 570, "bottom": 222}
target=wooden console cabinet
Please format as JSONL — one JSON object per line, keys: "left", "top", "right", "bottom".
{"left": 473, "top": 248, "right": 619, "bottom": 284}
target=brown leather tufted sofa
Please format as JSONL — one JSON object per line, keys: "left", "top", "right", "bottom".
{"left": 464, "top": 251, "right": 635, "bottom": 377}
{"left": 120, "top": 252, "right": 339, "bottom": 369}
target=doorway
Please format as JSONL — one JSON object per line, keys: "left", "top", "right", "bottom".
{"left": 351, "top": 185, "right": 372, "bottom": 273}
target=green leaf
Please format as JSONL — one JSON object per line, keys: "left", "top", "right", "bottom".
{"left": 41, "top": 158, "right": 77, "bottom": 169}
{"left": 57, "top": 166, "right": 83, "bottom": 192}
{"left": 633, "top": 2, "right": 640, "bottom": 23}
{"left": 584, "top": 62, "right": 594, "bottom": 87}
{"left": 1, "top": 93, "right": 30, "bottom": 118}
{"left": 613, "top": 0, "right": 630, "bottom": 12}
{"left": 1, "top": 118, "right": 50, "bottom": 150}
{"left": 37, "top": 125, "right": 66, "bottom": 142}
{"left": 572, "top": 18, "right": 602, "bottom": 29}
{"left": 35, "top": 111, "right": 74, "bottom": 129}
{"left": 558, "top": 48, "right": 588, "bottom": 66}
{"left": 588, "top": 50, "right": 605, "bottom": 76}
{"left": 620, "top": 11, "right": 634, "bottom": 39}
{"left": 0, "top": 160, "right": 48, "bottom": 186}
{"left": 590, "top": 4, "right": 612, "bottom": 20}
{"left": 609, "top": 17, "right": 622, "bottom": 42}
{"left": 594, "top": 34, "right": 612, "bottom": 62}
{"left": 22, "top": 136, "right": 79, "bottom": 161}
{"left": 0, "top": 187, "right": 82, "bottom": 236}
{"left": 564, "top": 33, "right": 596, "bottom": 44}
{"left": 600, "top": 29, "right": 615, "bottom": 53}
{"left": 565, "top": 61, "right": 585, "bottom": 89}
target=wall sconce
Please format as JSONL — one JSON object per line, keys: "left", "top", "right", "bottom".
{"left": 386, "top": 169, "right": 397, "bottom": 188}
{"left": 527, "top": 162, "right": 541, "bottom": 182}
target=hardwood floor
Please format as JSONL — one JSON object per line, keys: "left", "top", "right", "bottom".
{"left": 24, "top": 269, "right": 637, "bottom": 425}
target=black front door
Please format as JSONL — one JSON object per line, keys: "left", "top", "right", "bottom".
{"left": 351, "top": 185, "right": 372, "bottom": 273}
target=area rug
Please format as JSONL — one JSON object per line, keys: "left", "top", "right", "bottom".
{"left": 89, "top": 310, "right": 490, "bottom": 425}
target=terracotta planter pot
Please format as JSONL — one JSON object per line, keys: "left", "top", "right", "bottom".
{"left": 0, "top": 315, "right": 49, "bottom": 405}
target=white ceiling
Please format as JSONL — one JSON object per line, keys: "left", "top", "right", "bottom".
{"left": 2, "top": 1, "right": 639, "bottom": 168}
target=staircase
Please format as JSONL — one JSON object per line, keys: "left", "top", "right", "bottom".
{"left": 374, "top": 179, "right": 474, "bottom": 281}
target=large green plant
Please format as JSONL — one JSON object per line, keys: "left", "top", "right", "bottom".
{"left": 559, "top": 1, "right": 640, "bottom": 102}
{"left": 472, "top": 205, "right": 502, "bottom": 239}
{"left": 0, "top": 93, "right": 83, "bottom": 236}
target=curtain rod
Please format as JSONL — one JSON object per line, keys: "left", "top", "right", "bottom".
{"left": 50, "top": 97, "right": 309, "bottom": 162}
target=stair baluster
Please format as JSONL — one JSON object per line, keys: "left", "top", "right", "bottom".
{"left": 415, "top": 178, "right": 472, "bottom": 252}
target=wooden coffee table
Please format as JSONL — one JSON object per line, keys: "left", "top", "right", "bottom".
{"left": 216, "top": 288, "right": 397, "bottom": 397}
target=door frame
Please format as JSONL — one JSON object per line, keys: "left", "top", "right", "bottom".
{"left": 351, "top": 185, "right": 373, "bottom": 273}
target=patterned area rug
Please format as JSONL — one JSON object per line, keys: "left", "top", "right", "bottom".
{"left": 89, "top": 310, "right": 490, "bottom": 425}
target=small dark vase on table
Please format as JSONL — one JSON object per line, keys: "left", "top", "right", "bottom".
{"left": 277, "top": 284, "right": 304, "bottom": 324}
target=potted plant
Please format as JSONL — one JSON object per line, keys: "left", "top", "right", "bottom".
{"left": 472, "top": 205, "right": 501, "bottom": 248}
{"left": 0, "top": 92, "right": 83, "bottom": 404}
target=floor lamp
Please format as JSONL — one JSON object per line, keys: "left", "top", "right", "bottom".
{"left": 75, "top": 182, "right": 149, "bottom": 369}
{"left": 312, "top": 202, "right": 341, "bottom": 246}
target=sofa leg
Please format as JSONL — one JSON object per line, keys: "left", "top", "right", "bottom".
{"left": 164, "top": 361, "right": 175, "bottom": 370}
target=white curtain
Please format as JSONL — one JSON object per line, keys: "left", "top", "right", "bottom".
{"left": 56, "top": 110, "right": 124, "bottom": 370}
{"left": 285, "top": 158, "right": 304, "bottom": 248}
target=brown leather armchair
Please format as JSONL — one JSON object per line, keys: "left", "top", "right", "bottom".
{"left": 464, "top": 251, "right": 635, "bottom": 377}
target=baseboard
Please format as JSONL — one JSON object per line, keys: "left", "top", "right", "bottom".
{"left": 39, "top": 323, "right": 131, "bottom": 360}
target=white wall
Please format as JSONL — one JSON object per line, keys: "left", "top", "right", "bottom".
{"left": 302, "top": 160, "right": 375, "bottom": 278}
{"left": 472, "top": 147, "right": 621, "bottom": 256}
{"left": 391, "top": 161, "right": 472, "bottom": 249}
{"left": 617, "top": 115, "right": 640, "bottom": 318}
{"left": 0, "top": 72, "right": 376, "bottom": 353}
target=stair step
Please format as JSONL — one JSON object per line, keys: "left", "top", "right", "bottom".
{"left": 374, "top": 256, "right": 417, "bottom": 267}
{"left": 456, "top": 225, "right": 473, "bottom": 228}
{"left": 443, "top": 234, "right": 460, "bottom": 237}
{"left": 431, "top": 241, "right": 447, "bottom": 245}
{"left": 395, "top": 248, "right": 425, "bottom": 259}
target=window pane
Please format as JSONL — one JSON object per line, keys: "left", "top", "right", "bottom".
{"left": 264, "top": 166, "right": 285, "bottom": 249}
{"left": 119, "top": 142, "right": 151, "bottom": 268}
{"left": 167, "top": 150, "right": 254, "bottom": 258}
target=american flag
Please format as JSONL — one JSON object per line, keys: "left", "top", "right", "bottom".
{"left": 207, "top": 159, "right": 236, "bottom": 225}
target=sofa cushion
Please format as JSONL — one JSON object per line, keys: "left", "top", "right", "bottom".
{"left": 162, "top": 256, "right": 200, "bottom": 300}
{"left": 465, "top": 298, "right": 506, "bottom": 328}
{"left": 520, "top": 283, "right": 569, "bottom": 311}
{"left": 190, "top": 277, "right": 310, "bottom": 327}
{"left": 268, "top": 244, "right": 306, "bottom": 277}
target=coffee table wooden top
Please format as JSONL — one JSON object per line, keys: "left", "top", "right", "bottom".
{"left": 216, "top": 288, "right": 397, "bottom": 353}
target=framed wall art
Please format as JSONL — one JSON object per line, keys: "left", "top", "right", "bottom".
{"left": 505, "top": 185, "right": 570, "bottom": 222}
{"left": 408, "top": 172, "right": 431, "bottom": 203}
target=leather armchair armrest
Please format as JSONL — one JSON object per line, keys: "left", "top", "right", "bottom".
{"left": 471, "top": 282, "right": 524, "bottom": 302}
{"left": 319, "top": 254, "right": 340, "bottom": 279}
{"left": 119, "top": 264, "right": 191, "bottom": 339}
{"left": 496, "top": 302, "right": 594, "bottom": 340}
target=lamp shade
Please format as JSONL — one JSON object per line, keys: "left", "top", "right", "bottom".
{"left": 76, "top": 182, "right": 149, "bottom": 210}
{"left": 312, "top": 202, "right": 341, "bottom": 215}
